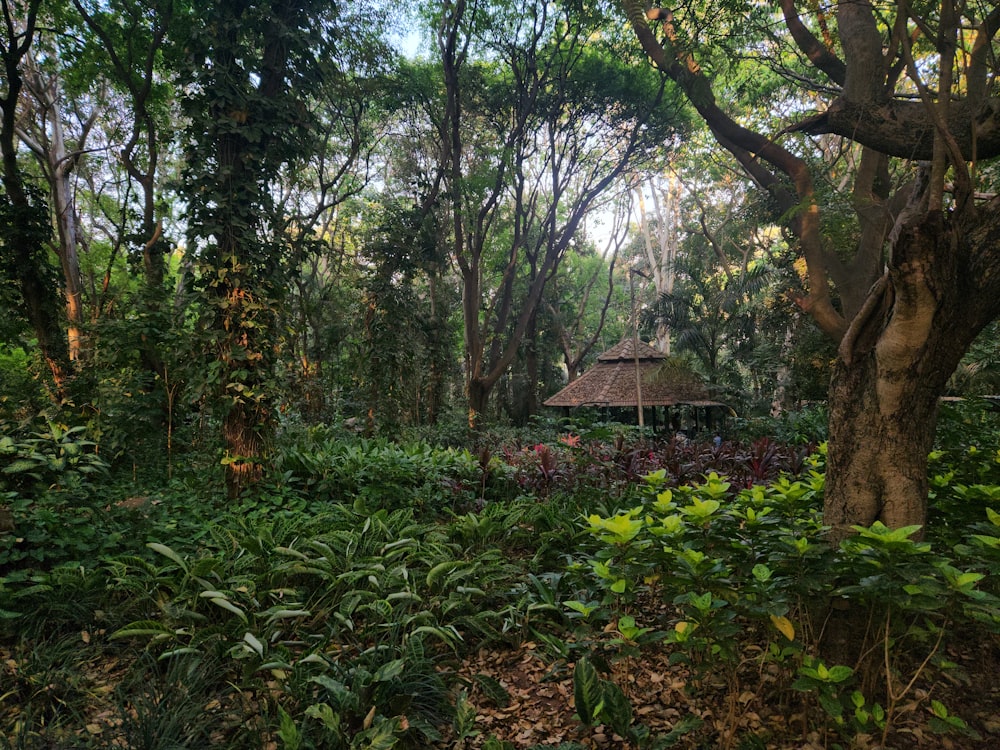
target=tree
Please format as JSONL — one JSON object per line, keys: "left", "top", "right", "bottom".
{"left": 0, "top": 0, "right": 69, "bottom": 389}
{"left": 436, "top": 0, "right": 685, "bottom": 427}
{"left": 648, "top": 153, "right": 804, "bottom": 413}
{"left": 545, "top": 198, "right": 631, "bottom": 383}
{"left": 14, "top": 4, "right": 108, "bottom": 363}
{"left": 357, "top": 200, "right": 458, "bottom": 430}
{"left": 633, "top": 173, "right": 681, "bottom": 354}
{"left": 654, "top": 250, "right": 774, "bottom": 404}
{"left": 176, "top": 0, "right": 386, "bottom": 495}
{"left": 622, "top": 1, "right": 1000, "bottom": 540}
{"left": 71, "top": 0, "right": 177, "bottom": 381}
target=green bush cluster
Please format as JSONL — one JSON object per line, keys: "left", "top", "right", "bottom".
{"left": 3, "top": 503, "right": 529, "bottom": 748}
{"left": 560, "top": 449, "right": 1000, "bottom": 746}
{"left": 274, "top": 431, "right": 481, "bottom": 514}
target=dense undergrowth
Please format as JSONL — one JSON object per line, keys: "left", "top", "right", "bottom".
{"left": 0, "top": 404, "right": 999, "bottom": 749}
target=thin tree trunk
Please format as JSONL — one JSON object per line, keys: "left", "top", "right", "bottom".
{"left": 51, "top": 149, "right": 84, "bottom": 361}
{"left": 770, "top": 321, "right": 795, "bottom": 417}
{"left": 18, "top": 63, "right": 91, "bottom": 362}
{"left": 635, "top": 178, "right": 680, "bottom": 354}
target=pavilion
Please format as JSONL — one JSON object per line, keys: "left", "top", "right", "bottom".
{"left": 543, "top": 339, "right": 728, "bottom": 433}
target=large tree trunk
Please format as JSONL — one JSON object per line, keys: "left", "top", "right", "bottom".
{"left": 468, "top": 378, "right": 489, "bottom": 429}
{"left": 826, "top": 361, "right": 937, "bottom": 542}
{"left": 825, "top": 210, "right": 994, "bottom": 542}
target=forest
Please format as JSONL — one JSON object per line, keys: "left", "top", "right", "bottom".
{"left": 2, "top": 0, "right": 1000, "bottom": 747}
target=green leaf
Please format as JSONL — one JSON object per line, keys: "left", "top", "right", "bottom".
{"left": 310, "top": 675, "right": 357, "bottom": 712}
{"left": 426, "top": 560, "right": 461, "bottom": 588}
{"left": 473, "top": 673, "right": 511, "bottom": 708}
{"left": 358, "top": 715, "right": 401, "bottom": 749}
{"left": 586, "top": 511, "right": 644, "bottom": 544}
{"left": 373, "top": 658, "right": 405, "bottom": 682}
{"left": 602, "top": 680, "right": 633, "bottom": 736}
{"left": 146, "top": 542, "right": 189, "bottom": 573}
{"left": 265, "top": 609, "right": 312, "bottom": 624}
{"left": 652, "top": 489, "right": 674, "bottom": 512}
{"left": 930, "top": 699, "right": 948, "bottom": 718}
{"left": 243, "top": 631, "right": 265, "bottom": 658}
{"left": 818, "top": 692, "right": 843, "bottom": 719}
{"left": 304, "top": 703, "right": 340, "bottom": 731}
{"left": 826, "top": 665, "right": 853, "bottom": 683}
{"left": 573, "top": 656, "right": 604, "bottom": 727}
{"left": 564, "top": 600, "right": 598, "bottom": 618}
{"left": 276, "top": 705, "right": 301, "bottom": 750}
{"left": 453, "top": 689, "right": 479, "bottom": 740}
{"left": 2, "top": 459, "right": 41, "bottom": 474}
{"left": 209, "top": 596, "right": 248, "bottom": 622}
{"left": 109, "top": 620, "right": 178, "bottom": 640}
{"left": 680, "top": 497, "right": 721, "bottom": 519}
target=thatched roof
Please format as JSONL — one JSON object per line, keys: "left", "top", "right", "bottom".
{"left": 543, "top": 339, "right": 724, "bottom": 409}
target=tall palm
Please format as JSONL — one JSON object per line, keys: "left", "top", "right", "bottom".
{"left": 650, "top": 257, "right": 774, "bottom": 400}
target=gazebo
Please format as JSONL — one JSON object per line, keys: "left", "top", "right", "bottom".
{"left": 543, "top": 339, "right": 727, "bottom": 432}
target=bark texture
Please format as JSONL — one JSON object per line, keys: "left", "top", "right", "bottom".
{"left": 826, "top": 209, "right": 1000, "bottom": 539}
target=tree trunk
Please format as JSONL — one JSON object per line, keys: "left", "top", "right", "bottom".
{"left": 769, "top": 322, "right": 795, "bottom": 417}
{"left": 826, "top": 360, "right": 936, "bottom": 541}
{"left": 0, "top": 0, "right": 68, "bottom": 389}
{"left": 824, "top": 210, "right": 990, "bottom": 542}
{"left": 2, "top": 196, "right": 70, "bottom": 389}
{"left": 468, "top": 377, "right": 490, "bottom": 429}
{"left": 52, "top": 156, "right": 84, "bottom": 361}
{"left": 222, "top": 398, "right": 266, "bottom": 499}
{"left": 523, "top": 312, "right": 540, "bottom": 418}
{"left": 18, "top": 61, "right": 91, "bottom": 362}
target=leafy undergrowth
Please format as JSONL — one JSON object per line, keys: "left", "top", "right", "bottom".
{"left": 2, "top": 421, "right": 1000, "bottom": 749}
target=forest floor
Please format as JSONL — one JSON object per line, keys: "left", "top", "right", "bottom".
{"left": 447, "top": 635, "right": 1000, "bottom": 749}
{"left": 6, "top": 621, "right": 998, "bottom": 749}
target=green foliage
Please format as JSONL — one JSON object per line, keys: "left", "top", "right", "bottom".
{"left": 561, "top": 446, "right": 1000, "bottom": 745}
{"left": 2, "top": 434, "right": 1000, "bottom": 747}
{"left": 0, "top": 418, "right": 109, "bottom": 497}
{"left": 274, "top": 431, "right": 479, "bottom": 513}
{"left": 357, "top": 201, "right": 458, "bottom": 430}
{"left": 737, "top": 403, "right": 829, "bottom": 445}
{"left": 86, "top": 504, "right": 521, "bottom": 747}
{"left": 0, "top": 347, "right": 46, "bottom": 421}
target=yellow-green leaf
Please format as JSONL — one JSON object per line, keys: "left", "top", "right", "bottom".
{"left": 770, "top": 614, "right": 795, "bottom": 641}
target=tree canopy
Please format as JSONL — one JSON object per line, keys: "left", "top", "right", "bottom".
{"left": 0, "top": 0, "right": 998, "bottom": 536}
